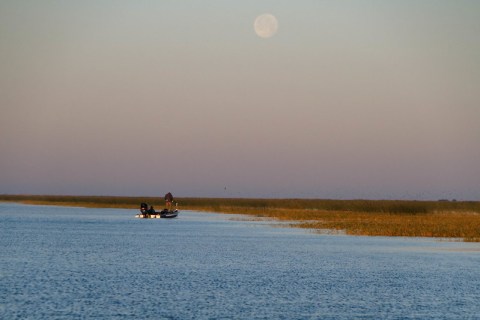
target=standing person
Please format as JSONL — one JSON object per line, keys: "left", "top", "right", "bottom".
{"left": 164, "top": 192, "right": 173, "bottom": 211}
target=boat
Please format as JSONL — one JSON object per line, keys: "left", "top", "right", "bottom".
{"left": 158, "top": 209, "right": 179, "bottom": 218}
{"left": 135, "top": 203, "right": 178, "bottom": 219}
{"left": 135, "top": 210, "right": 178, "bottom": 219}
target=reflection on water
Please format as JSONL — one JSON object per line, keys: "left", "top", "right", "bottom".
{"left": 1, "top": 203, "right": 479, "bottom": 319}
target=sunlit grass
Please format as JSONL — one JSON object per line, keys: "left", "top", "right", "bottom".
{"left": 2, "top": 195, "right": 480, "bottom": 241}
{"left": 296, "top": 211, "right": 480, "bottom": 239}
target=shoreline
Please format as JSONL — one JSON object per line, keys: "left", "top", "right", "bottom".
{"left": 1, "top": 194, "right": 480, "bottom": 242}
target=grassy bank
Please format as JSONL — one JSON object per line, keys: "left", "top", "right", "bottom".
{"left": 0, "top": 194, "right": 155, "bottom": 209}
{"left": 2, "top": 195, "right": 480, "bottom": 241}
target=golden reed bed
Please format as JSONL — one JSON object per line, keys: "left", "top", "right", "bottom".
{"left": 2, "top": 195, "right": 479, "bottom": 241}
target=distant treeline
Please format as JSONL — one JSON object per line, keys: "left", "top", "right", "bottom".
{"left": 1, "top": 194, "right": 479, "bottom": 214}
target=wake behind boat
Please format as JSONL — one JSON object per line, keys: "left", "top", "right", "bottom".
{"left": 135, "top": 202, "right": 179, "bottom": 219}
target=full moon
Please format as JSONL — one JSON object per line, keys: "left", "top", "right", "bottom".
{"left": 254, "top": 14, "right": 278, "bottom": 38}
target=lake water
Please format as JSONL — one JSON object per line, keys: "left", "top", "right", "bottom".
{"left": 1, "top": 203, "right": 479, "bottom": 319}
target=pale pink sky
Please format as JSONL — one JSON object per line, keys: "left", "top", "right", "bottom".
{"left": 1, "top": 1, "right": 479, "bottom": 199}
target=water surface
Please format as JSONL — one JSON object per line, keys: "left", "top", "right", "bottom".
{"left": 1, "top": 203, "right": 479, "bottom": 319}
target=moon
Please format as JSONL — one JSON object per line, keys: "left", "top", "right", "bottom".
{"left": 254, "top": 14, "right": 278, "bottom": 38}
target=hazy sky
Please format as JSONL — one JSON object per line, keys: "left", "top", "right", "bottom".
{"left": 1, "top": 1, "right": 479, "bottom": 200}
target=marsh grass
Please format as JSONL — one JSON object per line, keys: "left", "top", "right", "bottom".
{"left": 164, "top": 198, "right": 480, "bottom": 241}
{"left": 2, "top": 195, "right": 480, "bottom": 241}
{"left": 0, "top": 195, "right": 154, "bottom": 209}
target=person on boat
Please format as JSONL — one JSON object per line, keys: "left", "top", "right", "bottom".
{"left": 140, "top": 203, "right": 148, "bottom": 214}
{"left": 148, "top": 206, "right": 155, "bottom": 215}
{"left": 164, "top": 192, "right": 173, "bottom": 211}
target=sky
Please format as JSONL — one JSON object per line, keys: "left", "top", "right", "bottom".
{"left": 1, "top": 0, "right": 479, "bottom": 200}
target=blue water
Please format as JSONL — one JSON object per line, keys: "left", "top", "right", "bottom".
{"left": 1, "top": 203, "right": 479, "bottom": 319}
